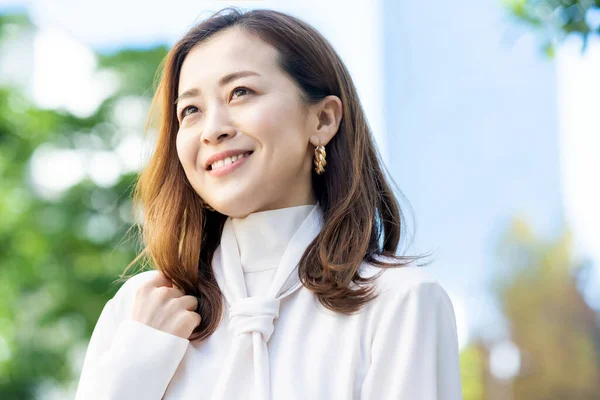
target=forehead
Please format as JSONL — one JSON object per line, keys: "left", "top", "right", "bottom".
{"left": 178, "top": 28, "right": 279, "bottom": 93}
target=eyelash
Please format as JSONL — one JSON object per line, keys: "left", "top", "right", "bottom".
{"left": 179, "top": 87, "right": 253, "bottom": 120}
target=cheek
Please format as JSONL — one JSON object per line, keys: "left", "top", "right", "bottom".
{"left": 241, "top": 103, "right": 278, "bottom": 133}
{"left": 175, "top": 130, "right": 198, "bottom": 170}
{"left": 242, "top": 96, "right": 305, "bottom": 147}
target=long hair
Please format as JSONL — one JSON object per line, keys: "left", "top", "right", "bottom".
{"left": 124, "top": 7, "right": 429, "bottom": 342}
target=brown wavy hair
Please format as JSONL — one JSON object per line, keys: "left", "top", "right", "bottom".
{"left": 123, "top": 7, "right": 429, "bottom": 342}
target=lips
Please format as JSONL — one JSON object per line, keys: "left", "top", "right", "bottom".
{"left": 207, "top": 150, "right": 252, "bottom": 178}
{"left": 204, "top": 149, "right": 254, "bottom": 170}
{"left": 208, "top": 151, "right": 252, "bottom": 170}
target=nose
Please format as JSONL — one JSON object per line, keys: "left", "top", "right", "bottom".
{"left": 200, "top": 103, "right": 237, "bottom": 144}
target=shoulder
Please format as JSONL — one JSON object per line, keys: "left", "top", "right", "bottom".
{"left": 359, "top": 255, "right": 442, "bottom": 296}
{"left": 358, "top": 256, "right": 455, "bottom": 318}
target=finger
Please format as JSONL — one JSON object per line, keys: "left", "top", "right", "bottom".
{"left": 189, "top": 311, "right": 201, "bottom": 328}
{"left": 178, "top": 295, "right": 199, "bottom": 311}
{"left": 156, "top": 286, "right": 185, "bottom": 300}
{"left": 145, "top": 271, "right": 173, "bottom": 288}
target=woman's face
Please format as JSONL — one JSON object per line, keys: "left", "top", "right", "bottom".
{"left": 175, "top": 27, "right": 324, "bottom": 219}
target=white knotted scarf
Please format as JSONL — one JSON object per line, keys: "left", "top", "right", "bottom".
{"left": 210, "top": 204, "right": 323, "bottom": 400}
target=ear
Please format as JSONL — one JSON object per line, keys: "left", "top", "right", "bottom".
{"left": 308, "top": 95, "right": 343, "bottom": 147}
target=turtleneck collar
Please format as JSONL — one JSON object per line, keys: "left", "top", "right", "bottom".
{"left": 230, "top": 204, "right": 317, "bottom": 273}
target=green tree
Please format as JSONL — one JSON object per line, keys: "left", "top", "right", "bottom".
{"left": 0, "top": 14, "right": 167, "bottom": 399}
{"left": 460, "top": 343, "right": 486, "bottom": 400}
{"left": 504, "top": 0, "right": 600, "bottom": 56}
{"left": 494, "top": 218, "right": 600, "bottom": 398}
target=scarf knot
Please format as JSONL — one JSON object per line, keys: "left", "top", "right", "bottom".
{"left": 228, "top": 297, "right": 280, "bottom": 342}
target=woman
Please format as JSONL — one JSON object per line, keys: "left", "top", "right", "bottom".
{"left": 75, "top": 7, "right": 462, "bottom": 400}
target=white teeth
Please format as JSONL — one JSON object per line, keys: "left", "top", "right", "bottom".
{"left": 210, "top": 152, "right": 250, "bottom": 170}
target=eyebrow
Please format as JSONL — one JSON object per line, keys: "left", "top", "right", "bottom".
{"left": 174, "top": 70, "right": 261, "bottom": 105}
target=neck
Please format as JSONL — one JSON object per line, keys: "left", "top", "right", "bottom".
{"left": 229, "top": 203, "right": 319, "bottom": 273}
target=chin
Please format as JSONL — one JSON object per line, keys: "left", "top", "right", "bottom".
{"left": 217, "top": 207, "right": 255, "bottom": 219}
{"left": 208, "top": 198, "right": 259, "bottom": 219}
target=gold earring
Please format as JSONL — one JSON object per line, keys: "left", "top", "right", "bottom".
{"left": 314, "top": 140, "right": 327, "bottom": 175}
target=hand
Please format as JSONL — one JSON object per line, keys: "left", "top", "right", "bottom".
{"left": 130, "top": 271, "right": 200, "bottom": 340}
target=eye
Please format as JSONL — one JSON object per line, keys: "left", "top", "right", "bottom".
{"left": 230, "top": 87, "right": 253, "bottom": 100}
{"left": 180, "top": 105, "right": 198, "bottom": 120}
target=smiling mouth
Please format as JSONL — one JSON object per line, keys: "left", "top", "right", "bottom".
{"left": 207, "top": 151, "right": 253, "bottom": 171}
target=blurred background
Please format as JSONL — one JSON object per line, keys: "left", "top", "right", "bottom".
{"left": 0, "top": 0, "right": 599, "bottom": 398}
